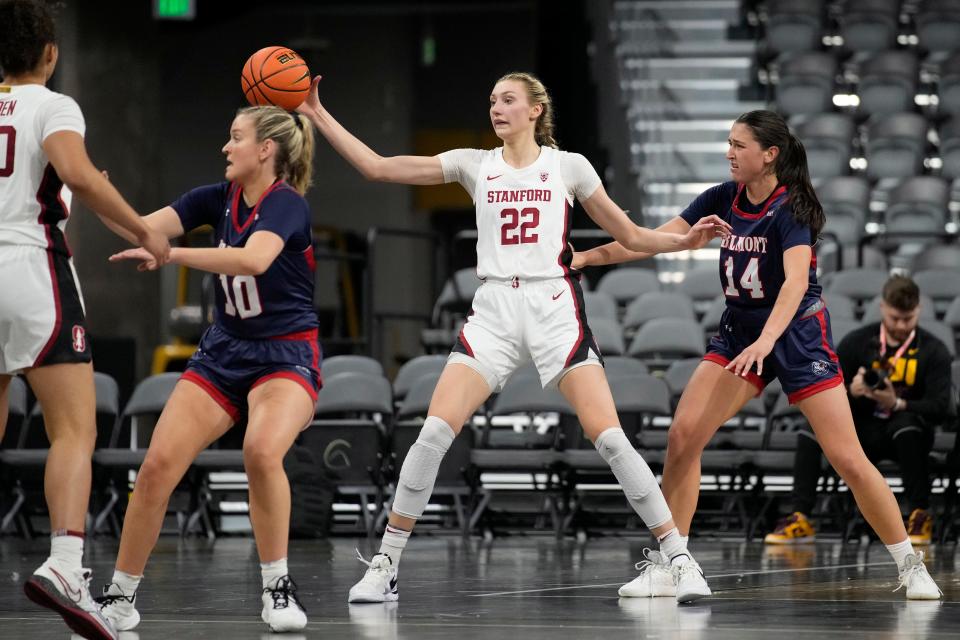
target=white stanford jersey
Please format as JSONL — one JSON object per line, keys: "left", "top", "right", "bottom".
{"left": 0, "top": 84, "right": 84, "bottom": 255}
{"left": 439, "top": 146, "right": 602, "bottom": 281}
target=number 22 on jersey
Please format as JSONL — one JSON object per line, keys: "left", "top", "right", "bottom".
{"left": 724, "top": 256, "right": 765, "bottom": 299}
{"left": 500, "top": 207, "right": 540, "bottom": 245}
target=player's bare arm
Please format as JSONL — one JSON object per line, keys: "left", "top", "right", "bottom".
{"left": 580, "top": 184, "right": 731, "bottom": 256}
{"left": 297, "top": 76, "right": 444, "bottom": 185}
{"left": 42, "top": 130, "right": 171, "bottom": 265}
{"left": 110, "top": 229, "right": 283, "bottom": 276}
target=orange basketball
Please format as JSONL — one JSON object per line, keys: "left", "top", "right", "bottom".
{"left": 240, "top": 46, "right": 311, "bottom": 111}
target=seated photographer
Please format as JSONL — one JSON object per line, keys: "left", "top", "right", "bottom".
{"left": 766, "top": 275, "right": 954, "bottom": 545}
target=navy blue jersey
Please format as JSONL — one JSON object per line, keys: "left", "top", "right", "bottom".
{"left": 680, "top": 181, "right": 821, "bottom": 311}
{"left": 171, "top": 180, "right": 318, "bottom": 339}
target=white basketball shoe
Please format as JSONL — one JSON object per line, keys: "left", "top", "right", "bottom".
{"left": 348, "top": 552, "right": 399, "bottom": 603}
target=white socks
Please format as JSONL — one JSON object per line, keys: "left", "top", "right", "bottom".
{"left": 261, "top": 558, "right": 288, "bottom": 589}
{"left": 378, "top": 524, "right": 412, "bottom": 567}
{"left": 658, "top": 528, "right": 691, "bottom": 567}
{"left": 50, "top": 531, "right": 84, "bottom": 570}
{"left": 111, "top": 569, "right": 142, "bottom": 595}
{"left": 886, "top": 538, "right": 916, "bottom": 569}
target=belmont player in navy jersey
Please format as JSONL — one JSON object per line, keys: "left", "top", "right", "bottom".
{"left": 575, "top": 110, "right": 941, "bottom": 599}
{"left": 298, "top": 71, "right": 731, "bottom": 604}
{"left": 98, "top": 106, "right": 319, "bottom": 632}
{"left": 0, "top": 3, "right": 170, "bottom": 639}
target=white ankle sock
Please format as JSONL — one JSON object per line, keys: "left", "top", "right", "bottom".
{"left": 112, "top": 569, "right": 142, "bottom": 595}
{"left": 378, "top": 524, "right": 411, "bottom": 567}
{"left": 261, "top": 558, "right": 288, "bottom": 589}
{"left": 657, "top": 527, "right": 690, "bottom": 566}
{"left": 886, "top": 538, "right": 915, "bottom": 569}
{"left": 50, "top": 531, "right": 84, "bottom": 570}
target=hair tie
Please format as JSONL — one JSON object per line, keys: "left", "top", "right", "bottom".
{"left": 289, "top": 111, "right": 303, "bottom": 130}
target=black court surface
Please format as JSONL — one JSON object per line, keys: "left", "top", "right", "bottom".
{"left": 1, "top": 537, "right": 958, "bottom": 639}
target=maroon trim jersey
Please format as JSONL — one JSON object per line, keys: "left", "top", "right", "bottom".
{"left": 171, "top": 180, "right": 318, "bottom": 339}
{"left": 681, "top": 181, "right": 821, "bottom": 311}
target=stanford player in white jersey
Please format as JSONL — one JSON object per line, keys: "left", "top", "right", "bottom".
{"left": 299, "top": 71, "right": 731, "bottom": 604}
{"left": 0, "top": 2, "right": 168, "bottom": 639}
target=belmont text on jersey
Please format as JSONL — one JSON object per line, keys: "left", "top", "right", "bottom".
{"left": 720, "top": 234, "right": 769, "bottom": 254}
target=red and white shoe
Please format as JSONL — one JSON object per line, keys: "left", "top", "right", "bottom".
{"left": 23, "top": 557, "right": 117, "bottom": 640}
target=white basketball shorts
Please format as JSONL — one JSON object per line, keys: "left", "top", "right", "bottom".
{"left": 0, "top": 245, "right": 90, "bottom": 374}
{"left": 449, "top": 275, "right": 601, "bottom": 392}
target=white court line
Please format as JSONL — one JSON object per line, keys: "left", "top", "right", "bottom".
{"left": 468, "top": 561, "right": 894, "bottom": 597}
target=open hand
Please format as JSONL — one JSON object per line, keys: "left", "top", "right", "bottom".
{"left": 296, "top": 75, "right": 323, "bottom": 116}
{"left": 725, "top": 335, "right": 774, "bottom": 378}
{"left": 682, "top": 215, "right": 732, "bottom": 250}
{"left": 109, "top": 247, "right": 161, "bottom": 271}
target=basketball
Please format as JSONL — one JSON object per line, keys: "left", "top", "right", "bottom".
{"left": 240, "top": 46, "right": 311, "bottom": 110}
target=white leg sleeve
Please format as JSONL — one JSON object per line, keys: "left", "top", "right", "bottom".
{"left": 391, "top": 416, "right": 456, "bottom": 519}
{"left": 595, "top": 427, "right": 672, "bottom": 530}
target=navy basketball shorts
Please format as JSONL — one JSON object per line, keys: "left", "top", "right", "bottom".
{"left": 704, "top": 299, "right": 844, "bottom": 404}
{"left": 181, "top": 324, "right": 322, "bottom": 421}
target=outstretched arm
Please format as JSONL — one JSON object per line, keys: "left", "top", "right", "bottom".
{"left": 579, "top": 183, "right": 730, "bottom": 256}
{"left": 110, "top": 230, "right": 283, "bottom": 276}
{"left": 297, "top": 76, "right": 444, "bottom": 185}
{"left": 42, "top": 131, "right": 170, "bottom": 264}
{"left": 573, "top": 217, "right": 694, "bottom": 268}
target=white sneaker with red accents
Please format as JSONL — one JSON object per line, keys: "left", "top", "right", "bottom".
{"left": 23, "top": 557, "right": 117, "bottom": 640}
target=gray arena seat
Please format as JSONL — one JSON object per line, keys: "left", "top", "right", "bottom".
{"left": 865, "top": 113, "right": 927, "bottom": 180}
{"left": 839, "top": 0, "right": 900, "bottom": 53}
{"left": 700, "top": 295, "right": 727, "bottom": 335}
{"left": 822, "top": 293, "right": 856, "bottom": 320}
{"left": 817, "top": 244, "right": 888, "bottom": 274}
{"left": 90, "top": 373, "right": 179, "bottom": 536}
{"left": 596, "top": 268, "right": 660, "bottom": 307}
{"left": 591, "top": 317, "right": 626, "bottom": 356}
{"left": 422, "top": 268, "right": 482, "bottom": 353}
{"left": 676, "top": 267, "right": 721, "bottom": 316}
{"left": 916, "top": 0, "right": 960, "bottom": 53}
{"left": 938, "top": 117, "right": 960, "bottom": 180}
{"left": 944, "top": 296, "right": 960, "bottom": 333}
{"left": 392, "top": 354, "right": 446, "bottom": 403}
{"left": 603, "top": 355, "right": 650, "bottom": 379}
{"left": 303, "top": 372, "right": 393, "bottom": 537}
{"left": 764, "top": 0, "right": 825, "bottom": 53}
{"left": 627, "top": 317, "right": 705, "bottom": 367}
{"left": 939, "top": 53, "right": 960, "bottom": 117}
{"left": 817, "top": 176, "right": 869, "bottom": 244}
{"left": 622, "top": 291, "right": 697, "bottom": 332}
{"left": 321, "top": 354, "right": 384, "bottom": 379}
{"left": 582, "top": 290, "right": 618, "bottom": 321}
{"left": 830, "top": 318, "right": 862, "bottom": 346}
{"left": 776, "top": 52, "right": 837, "bottom": 117}
{"left": 792, "top": 114, "right": 855, "bottom": 179}
{"left": 913, "top": 270, "right": 960, "bottom": 316}
{"left": 883, "top": 176, "right": 949, "bottom": 239}
{"left": 826, "top": 268, "right": 891, "bottom": 307}
{"left": 857, "top": 50, "right": 918, "bottom": 118}
{"left": 910, "top": 244, "right": 960, "bottom": 272}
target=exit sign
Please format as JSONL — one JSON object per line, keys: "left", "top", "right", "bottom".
{"left": 154, "top": 0, "right": 195, "bottom": 20}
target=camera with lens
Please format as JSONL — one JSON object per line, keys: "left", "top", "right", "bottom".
{"left": 862, "top": 367, "right": 889, "bottom": 390}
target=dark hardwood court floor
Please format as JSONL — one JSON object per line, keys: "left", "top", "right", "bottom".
{"left": 1, "top": 536, "right": 958, "bottom": 639}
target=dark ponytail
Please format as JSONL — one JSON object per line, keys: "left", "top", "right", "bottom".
{"left": 735, "top": 110, "right": 825, "bottom": 238}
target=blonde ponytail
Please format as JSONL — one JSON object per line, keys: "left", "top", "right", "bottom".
{"left": 237, "top": 106, "right": 315, "bottom": 195}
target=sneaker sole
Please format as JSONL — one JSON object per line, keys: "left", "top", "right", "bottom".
{"left": 24, "top": 576, "right": 116, "bottom": 640}
{"left": 676, "top": 589, "right": 712, "bottom": 604}
{"left": 347, "top": 592, "right": 399, "bottom": 604}
{"left": 261, "top": 607, "right": 308, "bottom": 631}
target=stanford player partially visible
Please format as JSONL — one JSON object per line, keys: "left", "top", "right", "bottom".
{"left": 298, "top": 70, "right": 730, "bottom": 604}
{"left": 0, "top": 2, "right": 168, "bottom": 639}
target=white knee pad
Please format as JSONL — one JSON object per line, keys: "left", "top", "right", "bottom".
{"left": 391, "top": 416, "right": 456, "bottom": 519}
{"left": 595, "top": 428, "right": 672, "bottom": 529}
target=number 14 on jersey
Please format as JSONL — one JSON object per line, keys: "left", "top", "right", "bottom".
{"left": 724, "top": 256, "right": 765, "bottom": 299}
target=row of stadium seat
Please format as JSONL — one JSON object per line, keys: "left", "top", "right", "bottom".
{"left": 763, "top": 0, "right": 960, "bottom": 56}
{"left": 773, "top": 49, "right": 960, "bottom": 118}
